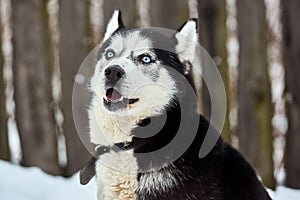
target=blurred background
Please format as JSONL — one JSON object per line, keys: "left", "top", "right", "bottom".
{"left": 0, "top": 0, "right": 299, "bottom": 197}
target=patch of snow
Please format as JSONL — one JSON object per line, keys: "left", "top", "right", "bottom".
{"left": 274, "top": 186, "right": 300, "bottom": 200}
{"left": 1, "top": 160, "right": 300, "bottom": 200}
{"left": 0, "top": 160, "right": 97, "bottom": 200}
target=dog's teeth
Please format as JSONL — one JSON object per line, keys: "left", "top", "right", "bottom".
{"left": 120, "top": 96, "right": 124, "bottom": 101}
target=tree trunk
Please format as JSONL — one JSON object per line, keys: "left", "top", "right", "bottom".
{"left": 58, "top": 0, "right": 90, "bottom": 176}
{"left": 150, "top": 0, "right": 188, "bottom": 29}
{"left": 103, "top": 0, "right": 137, "bottom": 27}
{"left": 90, "top": 0, "right": 137, "bottom": 47}
{"left": 236, "top": 0, "right": 275, "bottom": 189}
{"left": 282, "top": 0, "right": 300, "bottom": 189}
{"left": 0, "top": 7, "right": 10, "bottom": 161}
{"left": 198, "top": 0, "right": 231, "bottom": 142}
{"left": 12, "top": 0, "right": 60, "bottom": 175}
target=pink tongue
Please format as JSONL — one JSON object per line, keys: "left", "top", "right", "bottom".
{"left": 106, "top": 89, "right": 122, "bottom": 101}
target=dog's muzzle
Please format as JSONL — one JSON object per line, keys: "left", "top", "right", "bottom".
{"left": 103, "top": 88, "right": 139, "bottom": 112}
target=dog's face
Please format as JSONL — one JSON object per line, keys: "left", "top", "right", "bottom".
{"left": 90, "top": 10, "right": 198, "bottom": 120}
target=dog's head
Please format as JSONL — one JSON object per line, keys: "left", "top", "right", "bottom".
{"left": 90, "top": 10, "right": 198, "bottom": 120}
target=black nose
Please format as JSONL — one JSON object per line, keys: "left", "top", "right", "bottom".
{"left": 104, "top": 65, "right": 125, "bottom": 82}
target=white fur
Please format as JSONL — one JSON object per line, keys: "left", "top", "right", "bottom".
{"left": 109, "top": 31, "right": 153, "bottom": 54}
{"left": 137, "top": 164, "right": 181, "bottom": 195}
{"left": 175, "top": 20, "right": 198, "bottom": 62}
{"left": 96, "top": 150, "right": 138, "bottom": 200}
{"left": 103, "top": 10, "right": 121, "bottom": 42}
{"left": 89, "top": 31, "right": 176, "bottom": 136}
{"left": 89, "top": 100, "right": 136, "bottom": 145}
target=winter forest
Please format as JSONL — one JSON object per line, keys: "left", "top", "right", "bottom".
{"left": 0, "top": 0, "right": 300, "bottom": 199}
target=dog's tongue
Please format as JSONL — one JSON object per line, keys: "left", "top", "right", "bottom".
{"left": 106, "top": 88, "right": 122, "bottom": 101}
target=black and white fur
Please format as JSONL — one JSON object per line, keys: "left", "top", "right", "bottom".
{"left": 87, "top": 10, "right": 272, "bottom": 200}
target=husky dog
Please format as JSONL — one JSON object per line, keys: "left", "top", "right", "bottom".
{"left": 82, "top": 10, "right": 271, "bottom": 200}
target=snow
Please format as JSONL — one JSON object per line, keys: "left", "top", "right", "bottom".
{"left": 274, "top": 186, "right": 300, "bottom": 200}
{"left": 1, "top": 160, "right": 300, "bottom": 200}
{"left": 0, "top": 160, "right": 97, "bottom": 200}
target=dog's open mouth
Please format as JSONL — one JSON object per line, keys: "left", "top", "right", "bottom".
{"left": 103, "top": 88, "right": 139, "bottom": 111}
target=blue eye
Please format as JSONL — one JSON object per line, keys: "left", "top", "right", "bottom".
{"left": 106, "top": 50, "right": 115, "bottom": 59}
{"left": 141, "top": 55, "right": 152, "bottom": 64}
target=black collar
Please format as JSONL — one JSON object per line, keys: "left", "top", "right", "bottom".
{"left": 79, "top": 117, "right": 151, "bottom": 185}
{"left": 80, "top": 138, "right": 149, "bottom": 185}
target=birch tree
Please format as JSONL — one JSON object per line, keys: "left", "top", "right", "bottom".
{"left": 236, "top": 0, "right": 275, "bottom": 188}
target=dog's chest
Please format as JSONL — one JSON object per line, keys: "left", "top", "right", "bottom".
{"left": 95, "top": 149, "right": 180, "bottom": 200}
{"left": 96, "top": 150, "right": 138, "bottom": 200}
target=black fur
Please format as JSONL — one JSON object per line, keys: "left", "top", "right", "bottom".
{"left": 128, "top": 48, "right": 271, "bottom": 200}
{"left": 132, "top": 107, "right": 271, "bottom": 200}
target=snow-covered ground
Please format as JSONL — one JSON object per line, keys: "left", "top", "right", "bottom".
{"left": 0, "top": 160, "right": 299, "bottom": 200}
{"left": 0, "top": 160, "right": 97, "bottom": 200}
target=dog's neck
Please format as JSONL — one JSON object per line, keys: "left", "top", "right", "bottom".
{"left": 81, "top": 97, "right": 199, "bottom": 185}
{"left": 131, "top": 103, "right": 181, "bottom": 153}
{"left": 106, "top": 94, "right": 201, "bottom": 153}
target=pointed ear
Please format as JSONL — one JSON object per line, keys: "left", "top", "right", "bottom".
{"left": 103, "top": 10, "right": 124, "bottom": 41}
{"left": 175, "top": 19, "right": 198, "bottom": 62}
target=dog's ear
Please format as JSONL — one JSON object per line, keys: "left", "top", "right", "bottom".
{"left": 103, "top": 9, "right": 124, "bottom": 41}
{"left": 175, "top": 19, "right": 198, "bottom": 62}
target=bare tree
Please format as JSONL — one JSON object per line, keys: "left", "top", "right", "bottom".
{"left": 103, "top": 0, "right": 137, "bottom": 27}
{"left": 12, "top": 0, "right": 60, "bottom": 175}
{"left": 58, "top": 0, "right": 90, "bottom": 176}
{"left": 198, "top": 0, "right": 231, "bottom": 142}
{"left": 150, "top": 0, "right": 188, "bottom": 29}
{"left": 0, "top": 8, "right": 10, "bottom": 161}
{"left": 282, "top": 0, "right": 300, "bottom": 189}
{"left": 236, "top": 0, "right": 275, "bottom": 188}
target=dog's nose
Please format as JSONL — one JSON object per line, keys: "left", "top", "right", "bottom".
{"left": 104, "top": 65, "right": 125, "bottom": 82}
